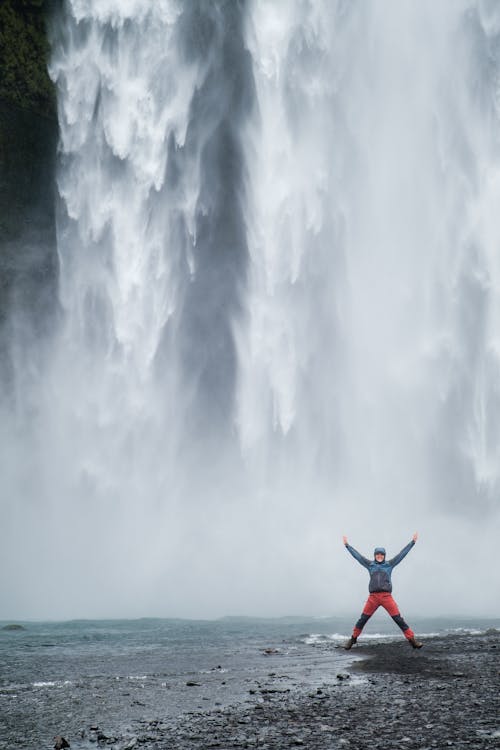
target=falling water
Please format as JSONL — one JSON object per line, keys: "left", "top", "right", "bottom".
{"left": 1, "top": 0, "right": 500, "bottom": 619}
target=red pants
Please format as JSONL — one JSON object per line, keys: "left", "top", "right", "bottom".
{"left": 352, "top": 592, "right": 414, "bottom": 640}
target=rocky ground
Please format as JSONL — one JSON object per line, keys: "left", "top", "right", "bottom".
{"left": 69, "top": 629, "right": 499, "bottom": 750}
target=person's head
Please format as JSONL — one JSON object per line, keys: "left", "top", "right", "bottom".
{"left": 374, "top": 547, "right": 386, "bottom": 563}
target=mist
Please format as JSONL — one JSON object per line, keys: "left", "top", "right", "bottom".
{"left": 1, "top": 0, "right": 499, "bottom": 622}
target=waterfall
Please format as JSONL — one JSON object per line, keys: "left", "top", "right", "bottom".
{"left": 1, "top": 0, "right": 499, "bottom": 619}
{"left": 240, "top": 0, "right": 500, "bottom": 509}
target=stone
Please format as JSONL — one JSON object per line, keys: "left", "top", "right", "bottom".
{"left": 1, "top": 624, "right": 25, "bottom": 631}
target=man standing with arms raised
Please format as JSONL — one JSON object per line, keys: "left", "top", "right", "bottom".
{"left": 343, "top": 532, "right": 423, "bottom": 649}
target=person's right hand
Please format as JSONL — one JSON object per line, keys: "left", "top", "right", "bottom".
{"left": 342, "top": 535, "right": 348, "bottom": 546}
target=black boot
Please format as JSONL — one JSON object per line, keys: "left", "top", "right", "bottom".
{"left": 408, "top": 636, "right": 423, "bottom": 649}
{"left": 344, "top": 636, "right": 357, "bottom": 650}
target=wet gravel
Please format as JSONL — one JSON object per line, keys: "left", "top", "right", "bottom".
{"left": 44, "top": 629, "right": 499, "bottom": 750}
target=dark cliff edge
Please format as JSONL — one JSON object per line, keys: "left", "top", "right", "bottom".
{"left": 0, "top": 0, "right": 60, "bottom": 381}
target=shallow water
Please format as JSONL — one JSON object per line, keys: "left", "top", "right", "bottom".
{"left": 1, "top": 616, "right": 498, "bottom": 749}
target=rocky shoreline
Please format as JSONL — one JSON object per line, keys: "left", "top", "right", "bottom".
{"left": 72, "top": 630, "right": 499, "bottom": 750}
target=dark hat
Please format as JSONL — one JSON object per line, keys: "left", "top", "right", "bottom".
{"left": 374, "top": 547, "right": 386, "bottom": 556}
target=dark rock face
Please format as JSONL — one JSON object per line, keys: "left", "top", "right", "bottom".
{"left": 0, "top": 100, "right": 58, "bottom": 393}
{"left": 0, "top": 100, "right": 56, "bottom": 243}
{"left": 0, "top": 0, "right": 56, "bottom": 118}
{"left": 0, "top": 100, "right": 58, "bottom": 300}
{"left": 0, "top": 1, "right": 59, "bottom": 388}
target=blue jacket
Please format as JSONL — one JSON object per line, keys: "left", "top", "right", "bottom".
{"left": 345, "top": 540, "right": 415, "bottom": 593}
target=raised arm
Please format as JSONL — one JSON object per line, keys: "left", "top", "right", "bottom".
{"left": 388, "top": 534, "right": 417, "bottom": 567}
{"left": 343, "top": 536, "right": 371, "bottom": 569}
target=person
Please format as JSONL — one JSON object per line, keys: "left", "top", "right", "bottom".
{"left": 343, "top": 532, "right": 422, "bottom": 649}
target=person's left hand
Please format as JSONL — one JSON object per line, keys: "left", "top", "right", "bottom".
{"left": 412, "top": 531, "right": 419, "bottom": 542}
